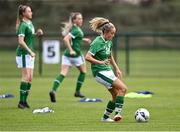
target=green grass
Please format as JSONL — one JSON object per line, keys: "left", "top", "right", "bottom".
{"left": 0, "top": 50, "right": 180, "bottom": 77}
{"left": 0, "top": 50, "right": 180, "bottom": 131}
{"left": 0, "top": 77, "right": 180, "bottom": 131}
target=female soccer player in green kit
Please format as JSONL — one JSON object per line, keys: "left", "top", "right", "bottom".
{"left": 49, "top": 12, "right": 91, "bottom": 102}
{"left": 16, "top": 5, "right": 43, "bottom": 109}
{"left": 85, "top": 17, "right": 127, "bottom": 122}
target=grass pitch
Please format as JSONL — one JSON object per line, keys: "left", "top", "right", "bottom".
{"left": 0, "top": 77, "right": 180, "bottom": 131}
{"left": 0, "top": 50, "right": 180, "bottom": 131}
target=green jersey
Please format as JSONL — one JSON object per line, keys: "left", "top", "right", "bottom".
{"left": 16, "top": 21, "right": 35, "bottom": 56}
{"left": 88, "top": 36, "right": 112, "bottom": 77}
{"left": 64, "top": 25, "right": 84, "bottom": 57}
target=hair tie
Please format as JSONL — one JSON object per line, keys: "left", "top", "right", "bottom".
{"left": 98, "top": 22, "right": 109, "bottom": 29}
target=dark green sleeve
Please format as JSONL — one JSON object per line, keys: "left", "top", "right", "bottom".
{"left": 88, "top": 41, "right": 101, "bottom": 55}
{"left": 18, "top": 23, "right": 26, "bottom": 37}
{"left": 70, "top": 27, "right": 81, "bottom": 38}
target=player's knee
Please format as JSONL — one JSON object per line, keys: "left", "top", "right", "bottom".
{"left": 122, "top": 85, "right": 127, "bottom": 94}
{"left": 116, "top": 84, "right": 127, "bottom": 95}
{"left": 28, "top": 77, "right": 33, "bottom": 83}
{"left": 79, "top": 67, "right": 86, "bottom": 74}
{"left": 22, "top": 75, "right": 28, "bottom": 82}
{"left": 26, "top": 75, "right": 33, "bottom": 83}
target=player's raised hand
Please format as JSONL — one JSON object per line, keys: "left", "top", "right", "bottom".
{"left": 36, "top": 28, "right": 43, "bottom": 36}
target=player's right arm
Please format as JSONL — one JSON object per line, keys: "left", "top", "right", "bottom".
{"left": 63, "top": 34, "right": 76, "bottom": 56}
{"left": 85, "top": 39, "right": 110, "bottom": 65}
{"left": 85, "top": 52, "right": 109, "bottom": 65}
{"left": 18, "top": 36, "right": 35, "bottom": 57}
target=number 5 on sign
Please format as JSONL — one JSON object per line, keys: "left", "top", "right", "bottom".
{"left": 43, "top": 40, "right": 60, "bottom": 64}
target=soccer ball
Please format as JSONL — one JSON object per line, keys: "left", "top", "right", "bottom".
{"left": 135, "top": 108, "right": 150, "bottom": 122}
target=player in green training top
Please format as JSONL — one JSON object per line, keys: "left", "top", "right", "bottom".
{"left": 49, "top": 12, "right": 91, "bottom": 102}
{"left": 85, "top": 17, "right": 127, "bottom": 122}
{"left": 16, "top": 5, "right": 43, "bottom": 109}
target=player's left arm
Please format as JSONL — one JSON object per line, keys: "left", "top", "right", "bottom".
{"left": 109, "top": 52, "right": 122, "bottom": 79}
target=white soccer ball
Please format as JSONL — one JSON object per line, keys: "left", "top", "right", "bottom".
{"left": 135, "top": 108, "right": 150, "bottom": 122}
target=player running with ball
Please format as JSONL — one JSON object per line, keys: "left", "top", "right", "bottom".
{"left": 85, "top": 17, "right": 127, "bottom": 122}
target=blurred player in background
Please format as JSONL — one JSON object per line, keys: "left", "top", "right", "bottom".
{"left": 49, "top": 12, "right": 91, "bottom": 102}
{"left": 85, "top": 17, "right": 127, "bottom": 122}
{"left": 16, "top": 4, "right": 43, "bottom": 109}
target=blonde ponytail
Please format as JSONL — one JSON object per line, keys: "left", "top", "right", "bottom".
{"left": 61, "top": 17, "right": 73, "bottom": 36}
{"left": 89, "top": 17, "right": 109, "bottom": 33}
{"left": 16, "top": 17, "right": 20, "bottom": 32}
{"left": 15, "top": 5, "right": 28, "bottom": 32}
{"left": 16, "top": 5, "right": 22, "bottom": 32}
{"left": 61, "top": 12, "right": 81, "bottom": 36}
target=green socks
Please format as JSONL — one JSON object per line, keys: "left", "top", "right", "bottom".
{"left": 52, "top": 74, "right": 65, "bottom": 92}
{"left": 51, "top": 72, "right": 85, "bottom": 93}
{"left": 103, "top": 96, "right": 124, "bottom": 119}
{"left": 75, "top": 72, "right": 85, "bottom": 93}
{"left": 20, "top": 82, "right": 28, "bottom": 103}
{"left": 103, "top": 101, "right": 115, "bottom": 119}
{"left": 24, "top": 82, "right": 31, "bottom": 102}
{"left": 115, "top": 96, "right": 124, "bottom": 115}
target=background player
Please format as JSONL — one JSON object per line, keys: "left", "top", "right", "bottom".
{"left": 49, "top": 12, "right": 91, "bottom": 102}
{"left": 16, "top": 4, "right": 43, "bottom": 109}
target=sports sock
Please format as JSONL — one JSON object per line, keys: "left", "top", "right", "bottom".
{"left": 75, "top": 72, "right": 85, "bottom": 93}
{"left": 52, "top": 74, "right": 65, "bottom": 92}
{"left": 103, "top": 101, "right": 115, "bottom": 119}
{"left": 24, "top": 82, "right": 31, "bottom": 102}
{"left": 19, "top": 82, "right": 28, "bottom": 103}
{"left": 115, "top": 96, "right": 124, "bottom": 115}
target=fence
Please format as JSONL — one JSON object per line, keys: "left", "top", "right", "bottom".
{"left": 0, "top": 32, "right": 180, "bottom": 78}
